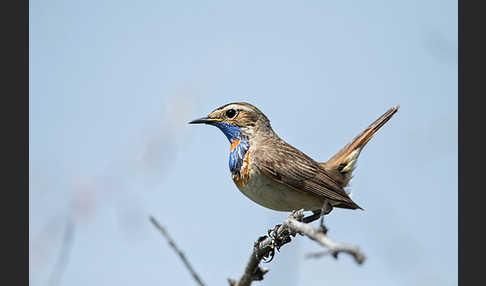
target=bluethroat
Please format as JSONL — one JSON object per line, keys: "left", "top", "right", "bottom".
{"left": 189, "top": 102, "right": 398, "bottom": 223}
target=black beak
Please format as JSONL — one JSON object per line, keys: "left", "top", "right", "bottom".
{"left": 188, "top": 116, "right": 219, "bottom": 124}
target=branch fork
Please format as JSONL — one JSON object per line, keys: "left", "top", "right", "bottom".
{"left": 150, "top": 209, "right": 366, "bottom": 286}
{"left": 229, "top": 209, "right": 366, "bottom": 286}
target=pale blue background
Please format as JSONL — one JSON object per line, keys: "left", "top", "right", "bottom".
{"left": 30, "top": 1, "right": 457, "bottom": 285}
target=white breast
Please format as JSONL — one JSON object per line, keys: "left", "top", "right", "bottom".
{"left": 234, "top": 167, "right": 324, "bottom": 212}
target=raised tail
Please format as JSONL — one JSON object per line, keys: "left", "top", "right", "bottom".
{"left": 320, "top": 105, "right": 399, "bottom": 188}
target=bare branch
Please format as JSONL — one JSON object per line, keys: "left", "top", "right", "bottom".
{"left": 228, "top": 211, "right": 301, "bottom": 286}
{"left": 229, "top": 210, "right": 365, "bottom": 286}
{"left": 286, "top": 216, "right": 366, "bottom": 264}
{"left": 149, "top": 216, "right": 206, "bottom": 286}
{"left": 149, "top": 211, "right": 365, "bottom": 286}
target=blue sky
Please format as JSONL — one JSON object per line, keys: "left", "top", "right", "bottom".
{"left": 30, "top": 1, "right": 457, "bottom": 285}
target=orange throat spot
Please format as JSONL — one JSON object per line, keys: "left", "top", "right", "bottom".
{"left": 230, "top": 139, "right": 240, "bottom": 151}
{"left": 233, "top": 150, "right": 251, "bottom": 188}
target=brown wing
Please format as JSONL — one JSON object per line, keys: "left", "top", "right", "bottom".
{"left": 253, "top": 138, "right": 362, "bottom": 210}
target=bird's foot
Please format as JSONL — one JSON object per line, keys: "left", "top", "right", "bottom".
{"left": 302, "top": 211, "right": 321, "bottom": 224}
{"left": 267, "top": 224, "right": 281, "bottom": 238}
{"left": 255, "top": 235, "right": 276, "bottom": 263}
{"left": 261, "top": 223, "right": 292, "bottom": 263}
{"left": 267, "top": 223, "right": 291, "bottom": 250}
{"left": 262, "top": 248, "right": 276, "bottom": 263}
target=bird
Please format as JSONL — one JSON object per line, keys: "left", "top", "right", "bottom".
{"left": 189, "top": 102, "right": 399, "bottom": 224}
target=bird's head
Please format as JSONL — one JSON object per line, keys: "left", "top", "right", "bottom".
{"left": 189, "top": 102, "right": 272, "bottom": 143}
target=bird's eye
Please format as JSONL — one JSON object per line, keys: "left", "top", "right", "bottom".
{"left": 226, "top": 109, "right": 237, "bottom": 118}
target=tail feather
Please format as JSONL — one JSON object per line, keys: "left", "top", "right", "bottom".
{"left": 320, "top": 105, "right": 399, "bottom": 188}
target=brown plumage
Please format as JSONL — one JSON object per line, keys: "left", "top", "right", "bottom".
{"left": 190, "top": 102, "right": 399, "bottom": 214}
{"left": 252, "top": 135, "right": 362, "bottom": 210}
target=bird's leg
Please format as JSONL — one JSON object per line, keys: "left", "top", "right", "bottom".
{"left": 302, "top": 210, "right": 322, "bottom": 224}
{"left": 318, "top": 200, "right": 333, "bottom": 234}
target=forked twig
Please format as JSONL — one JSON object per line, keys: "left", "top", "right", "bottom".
{"left": 229, "top": 210, "right": 365, "bottom": 286}
{"left": 286, "top": 216, "right": 365, "bottom": 264}
{"left": 150, "top": 210, "right": 365, "bottom": 286}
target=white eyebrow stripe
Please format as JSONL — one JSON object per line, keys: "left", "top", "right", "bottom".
{"left": 225, "top": 104, "right": 253, "bottom": 112}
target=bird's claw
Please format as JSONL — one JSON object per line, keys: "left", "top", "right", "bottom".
{"left": 262, "top": 223, "right": 293, "bottom": 263}
{"left": 267, "top": 224, "right": 281, "bottom": 238}
{"left": 262, "top": 247, "right": 276, "bottom": 263}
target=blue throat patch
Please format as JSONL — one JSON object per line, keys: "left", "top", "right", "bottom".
{"left": 229, "top": 139, "right": 249, "bottom": 174}
{"left": 210, "top": 122, "right": 249, "bottom": 174}
{"left": 212, "top": 121, "right": 241, "bottom": 142}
